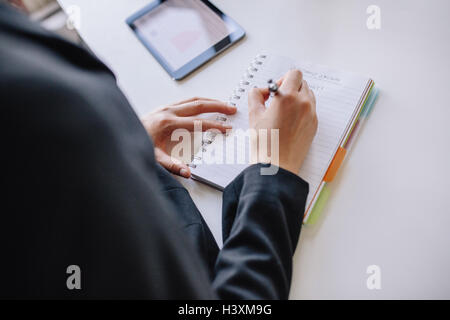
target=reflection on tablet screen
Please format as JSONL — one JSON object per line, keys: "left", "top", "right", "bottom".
{"left": 133, "top": 0, "right": 238, "bottom": 71}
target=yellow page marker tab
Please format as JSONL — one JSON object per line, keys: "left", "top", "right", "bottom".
{"left": 323, "top": 147, "right": 347, "bottom": 182}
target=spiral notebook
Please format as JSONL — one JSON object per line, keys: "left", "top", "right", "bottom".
{"left": 190, "top": 53, "right": 376, "bottom": 223}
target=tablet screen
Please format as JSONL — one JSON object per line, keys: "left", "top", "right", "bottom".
{"left": 132, "top": 0, "right": 239, "bottom": 71}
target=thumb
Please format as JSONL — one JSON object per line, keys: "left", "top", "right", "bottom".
{"left": 155, "top": 148, "right": 191, "bottom": 178}
{"left": 248, "top": 87, "right": 268, "bottom": 118}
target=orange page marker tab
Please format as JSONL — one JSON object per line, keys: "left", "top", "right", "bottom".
{"left": 323, "top": 147, "right": 347, "bottom": 182}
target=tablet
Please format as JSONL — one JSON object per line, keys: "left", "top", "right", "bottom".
{"left": 127, "top": 0, "right": 246, "bottom": 80}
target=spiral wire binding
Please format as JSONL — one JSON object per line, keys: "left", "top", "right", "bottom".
{"left": 189, "top": 54, "right": 268, "bottom": 169}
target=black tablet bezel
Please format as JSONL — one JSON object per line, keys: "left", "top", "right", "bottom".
{"left": 126, "top": 0, "right": 246, "bottom": 80}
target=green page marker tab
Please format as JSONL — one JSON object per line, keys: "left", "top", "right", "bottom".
{"left": 305, "top": 184, "right": 330, "bottom": 225}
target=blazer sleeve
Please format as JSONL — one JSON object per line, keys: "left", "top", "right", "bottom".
{"left": 212, "top": 164, "right": 309, "bottom": 299}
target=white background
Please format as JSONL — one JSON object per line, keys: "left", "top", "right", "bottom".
{"left": 58, "top": 0, "right": 450, "bottom": 299}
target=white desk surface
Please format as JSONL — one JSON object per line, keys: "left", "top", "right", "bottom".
{"left": 58, "top": 0, "right": 450, "bottom": 299}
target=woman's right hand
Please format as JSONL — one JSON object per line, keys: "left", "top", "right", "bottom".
{"left": 248, "top": 69, "right": 318, "bottom": 175}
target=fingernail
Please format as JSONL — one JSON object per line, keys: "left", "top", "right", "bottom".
{"left": 180, "top": 168, "right": 190, "bottom": 178}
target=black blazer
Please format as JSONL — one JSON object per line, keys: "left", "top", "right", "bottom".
{"left": 0, "top": 4, "right": 309, "bottom": 299}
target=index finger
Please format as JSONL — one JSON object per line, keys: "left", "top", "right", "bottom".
{"left": 173, "top": 100, "right": 237, "bottom": 117}
{"left": 279, "top": 69, "right": 303, "bottom": 94}
{"left": 171, "top": 97, "right": 218, "bottom": 106}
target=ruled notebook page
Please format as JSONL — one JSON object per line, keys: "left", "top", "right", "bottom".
{"left": 191, "top": 54, "right": 370, "bottom": 210}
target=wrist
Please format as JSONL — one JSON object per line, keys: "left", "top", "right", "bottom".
{"left": 278, "top": 163, "right": 300, "bottom": 175}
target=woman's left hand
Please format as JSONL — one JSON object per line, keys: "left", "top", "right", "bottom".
{"left": 141, "top": 97, "right": 237, "bottom": 178}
